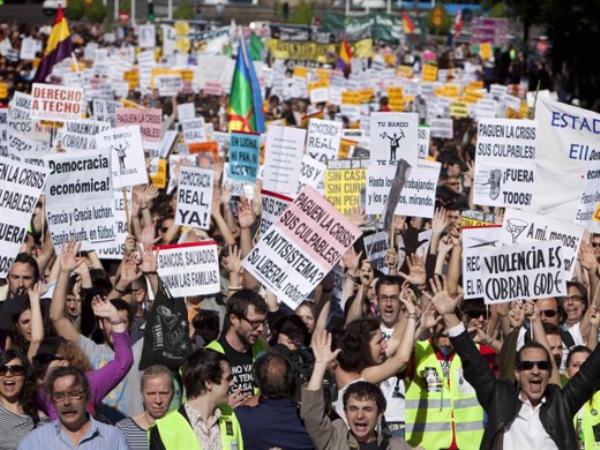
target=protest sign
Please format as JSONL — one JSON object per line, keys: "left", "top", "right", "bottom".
{"left": 7, "top": 132, "right": 48, "bottom": 155}
{"left": 461, "top": 225, "right": 501, "bottom": 299}
{"left": 93, "top": 99, "right": 120, "bottom": 127}
{"left": 188, "top": 141, "right": 219, "bottom": 164}
{"left": 0, "top": 157, "right": 49, "bottom": 276}
{"left": 263, "top": 126, "right": 306, "bottom": 196}
{"left": 31, "top": 84, "right": 84, "bottom": 122}
{"left": 324, "top": 167, "right": 366, "bottom": 216}
{"left": 306, "top": 119, "right": 342, "bottom": 164}
{"left": 297, "top": 154, "right": 326, "bottom": 195}
{"left": 58, "top": 119, "right": 111, "bottom": 152}
{"left": 575, "top": 167, "right": 600, "bottom": 228}
{"left": 97, "top": 126, "right": 148, "bottom": 188}
{"left": 480, "top": 240, "right": 566, "bottom": 304}
{"left": 116, "top": 108, "right": 162, "bottom": 143}
{"left": 228, "top": 132, "right": 260, "bottom": 182}
{"left": 156, "top": 75, "right": 183, "bottom": 97}
{"left": 260, "top": 189, "right": 293, "bottom": 235}
{"left": 500, "top": 208, "right": 585, "bottom": 278}
{"left": 156, "top": 241, "right": 220, "bottom": 297}
{"left": 460, "top": 210, "right": 496, "bottom": 227}
{"left": 369, "top": 112, "right": 419, "bottom": 167}
{"left": 19, "top": 37, "right": 38, "bottom": 61}
{"left": 95, "top": 187, "right": 131, "bottom": 259}
{"left": 429, "top": 118, "right": 453, "bottom": 139}
{"left": 365, "top": 160, "right": 439, "bottom": 218}
{"left": 181, "top": 118, "right": 207, "bottom": 144}
{"left": 175, "top": 166, "right": 214, "bottom": 230}
{"left": 243, "top": 186, "right": 362, "bottom": 309}
{"left": 418, "top": 126, "right": 430, "bottom": 158}
{"left": 473, "top": 118, "right": 538, "bottom": 209}
{"left": 138, "top": 25, "right": 156, "bottom": 49}
{"left": 177, "top": 103, "right": 195, "bottom": 121}
{"left": 44, "top": 150, "right": 115, "bottom": 253}
{"left": 0, "top": 109, "right": 7, "bottom": 157}
{"left": 363, "top": 231, "right": 390, "bottom": 275}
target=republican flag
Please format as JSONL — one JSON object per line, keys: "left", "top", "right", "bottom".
{"left": 402, "top": 12, "right": 416, "bottom": 34}
{"left": 337, "top": 34, "right": 352, "bottom": 76}
{"left": 33, "top": 5, "right": 73, "bottom": 83}
{"left": 228, "top": 33, "right": 265, "bottom": 134}
{"left": 454, "top": 9, "right": 463, "bottom": 38}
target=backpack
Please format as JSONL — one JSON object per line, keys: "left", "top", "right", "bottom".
{"left": 268, "top": 343, "right": 337, "bottom": 414}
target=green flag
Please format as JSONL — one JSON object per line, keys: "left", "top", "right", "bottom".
{"left": 249, "top": 33, "right": 264, "bottom": 62}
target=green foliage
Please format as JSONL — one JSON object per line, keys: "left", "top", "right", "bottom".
{"left": 290, "top": 0, "right": 313, "bottom": 25}
{"left": 426, "top": 5, "right": 452, "bottom": 35}
{"left": 86, "top": 0, "right": 107, "bottom": 23}
{"left": 174, "top": 0, "right": 195, "bottom": 20}
{"left": 119, "top": 0, "right": 131, "bottom": 13}
{"left": 66, "top": 0, "right": 86, "bottom": 20}
{"left": 488, "top": 2, "right": 507, "bottom": 17}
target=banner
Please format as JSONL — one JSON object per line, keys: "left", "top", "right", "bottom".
{"left": 263, "top": 126, "right": 306, "bottom": 195}
{"left": 473, "top": 118, "right": 537, "bottom": 209}
{"left": 45, "top": 150, "right": 115, "bottom": 253}
{"left": 31, "top": 84, "right": 84, "bottom": 122}
{"left": 156, "top": 241, "right": 220, "bottom": 298}
{"left": 461, "top": 225, "right": 501, "bottom": 299}
{"left": 260, "top": 189, "right": 293, "bottom": 235}
{"left": 0, "top": 157, "right": 49, "bottom": 276}
{"left": 481, "top": 240, "right": 565, "bottom": 304}
{"left": 500, "top": 208, "right": 585, "bottom": 278}
{"left": 228, "top": 132, "right": 260, "bottom": 182}
{"left": 369, "top": 112, "right": 419, "bottom": 167}
{"left": 243, "top": 186, "right": 362, "bottom": 309}
{"left": 175, "top": 166, "right": 214, "bottom": 230}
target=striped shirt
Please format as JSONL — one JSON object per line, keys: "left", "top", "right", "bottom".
{"left": 116, "top": 417, "right": 149, "bottom": 450}
{"left": 0, "top": 402, "right": 44, "bottom": 450}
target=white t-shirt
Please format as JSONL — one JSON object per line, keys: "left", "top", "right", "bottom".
{"left": 380, "top": 324, "right": 406, "bottom": 423}
{"left": 332, "top": 378, "right": 365, "bottom": 425}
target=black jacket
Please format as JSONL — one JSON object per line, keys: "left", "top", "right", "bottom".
{"left": 450, "top": 328, "right": 600, "bottom": 450}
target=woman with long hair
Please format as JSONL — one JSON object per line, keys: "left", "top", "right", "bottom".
{"left": 0, "top": 349, "right": 44, "bottom": 449}
{"left": 5, "top": 283, "right": 46, "bottom": 361}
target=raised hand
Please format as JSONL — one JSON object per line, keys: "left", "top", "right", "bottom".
{"left": 120, "top": 254, "right": 142, "bottom": 285}
{"left": 139, "top": 245, "right": 158, "bottom": 274}
{"left": 578, "top": 241, "right": 598, "bottom": 273}
{"left": 28, "top": 281, "right": 47, "bottom": 301}
{"left": 237, "top": 197, "right": 256, "bottom": 229}
{"left": 91, "top": 295, "right": 119, "bottom": 319}
{"left": 224, "top": 246, "right": 243, "bottom": 274}
{"left": 341, "top": 247, "right": 362, "bottom": 272}
{"left": 426, "top": 275, "right": 463, "bottom": 317}
{"left": 399, "top": 253, "right": 427, "bottom": 286}
{"left": 431, "top": 208, "right": 448, "bottom": 235}
{"left": 311, "top": 329, "right": 341, "bottom": 364}
{"left": 60, "top": 240, "right": 84, "bottom": 272}
{"left": 349, "top": 208, "right": 373, "bottom": 228}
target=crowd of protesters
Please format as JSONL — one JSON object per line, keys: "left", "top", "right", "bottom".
{"left": 0, "top": 11, "right": 599, "bottom": 450}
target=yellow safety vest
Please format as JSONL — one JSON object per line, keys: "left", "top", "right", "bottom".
{"left": 205, "top": 339, "right": 267, "bottom": 395}
{"left": 574, "top": 391, "right": 600, "bottom": 450}
{"left": 405, "top": 340, "right": 485, "bottom": 450}
{"left": 151, "top": 405, "right": 244, "bottom": 450}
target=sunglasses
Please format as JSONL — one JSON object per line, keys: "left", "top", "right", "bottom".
{"left": 33, "top": 354, "right": 65, "bottom": 365}
{"left": 0, "top": 365, "right": 26, "bottom": 376}
{"left": 517, "top": 360, "right": 551, "bottom": 371}
{"left": 160, "top": 227, "right": 169, "bottom": 233}
{"left": 540, "top": 309, "right": 557, "bottom": 318}
{"left": 466, "top": 310, "right": 486, "bottom": 319}
{"left": 592, "top": 243, "right": 600, "bottom": 248}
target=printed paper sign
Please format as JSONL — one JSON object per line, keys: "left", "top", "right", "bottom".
{"left": 116, "top": 108, "right": 162, "bottom": 143}
{"left": 481, "top": 240, "right": 565, "bottom": 304}
{"left": 297, "top": 154, "right": 326, "bottom": 195}
{"left": 243, "top": 186, "right": 362, "bottom": 309}
{"left": 473, "top": 118, "right": 538, "bottom": 208}
{"left": 260, "top": 190, "right": 293, "bottom": 235}
{"left": 500, "top": 208, "right": 585, "bottom": 278}
{"left": 369, "top": 112, "right": 419, "bottom": 166}
{"left": 462, "top": 225, "right": 501, "bottom": 299}
{"left": 363, "top": 231, "right": 390, "bottom": 275}
{"left": 58, "top": 120, "right": 111, "bottom": 151}
{"left": 175, "top": 166, "right": 214, "bottom": 230}
{"left": 324, "top": 168, "right": 366, "bottom": 216}
{"left": 97, "top": 126, "right": 149, "bottom": 188}
{"left": 31, "top": 84, "right": 84, "bottom": 122}
{"left": 228, "top": 132, "right": 260, "bottom": 182}
{"left": 138, "top": 25, "right": 156, "bottom": 49}
{"left": 156, "top": 75, "right": 183, "bottom": 97}
{"left": 263, "top": 126, "right": 306, "bottom": 195}
{"left": 418, "top": 126, "right": 430, "bottom": 158}
{"left": 45, "top": 150, "right": 115, "bottom": 253}
{"left": 574, "top": 164, "right": 600, "bottom": 228}
{"left": 0, "top": 157, "right": 49, "bottom": 276}
{"left": 306, "top": 119, "right": 342, "bottom": 164}
{"left": 95, "top": 187, "right": 131, "bottom": 260}
{"left": 156, "top": 241, "right": 220, "bottom": 297}
{"left": 181, "top": 118, "right": 207, "bottom": 144}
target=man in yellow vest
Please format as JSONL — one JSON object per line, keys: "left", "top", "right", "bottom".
{"left": 405, "top": 308, "right": 487, "bottom": 449}
{"left": 149, "top": 348, "right": 244, "bottom": 450}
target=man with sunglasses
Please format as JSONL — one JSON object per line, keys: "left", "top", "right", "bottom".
{"left": 430, "top": 280, "right": 600, "bottom": 450}
{"left": 205, "top": 289, "right": 268, "bottom": 402}
{"left": 17, "top": 366, "right": 129, "bottom": 449}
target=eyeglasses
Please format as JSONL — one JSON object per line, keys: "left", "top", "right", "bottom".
{"left": 517, "top": 360, "right": 551, "bottom": 371}
{"left": 0, "top": 365, "right": 25, "bottom": 376}
{"left": 592, "top": 243, "right": 600, "bottom": 248}
{"left": 239, "top": 316, "right": 267, "bottom": 329}
{"left": 447, "top": 182, "right": 460, "bottom": 186}
{"left": 378, "top": 295, "right": 400, "bottom": 303}
{"left": 565, "top": 295, "right": 584, "bottom": 303}
{"left": 539, "top": 309, "right": 557, "bottom": 318}
{"left": 33, "top": 354, "right": 65, "bottom": 365}
{"left": 466, "top": 310, "right": 486, "bottom": 319}
{"left": 52, "top": 390, "right": 85, "bottom": 403}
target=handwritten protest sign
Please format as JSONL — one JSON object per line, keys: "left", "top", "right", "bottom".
{"left": 58, "top": 119, "right": 111, "bottom": 151}
{"left": 260, "top": 190, "right": 293, "bottom": 235}
{"left": 500, "top": 208, "right": 585, "bottom": 278}
{"left": 0, "top": 157, "right": 49, "bottom": 276}
{"left": 263, "top": 126, "right": 306, "bottom": 196}
{"left": 31, "top": 84, "right": 84, "bottom": 122}
{"left": 156, "top": 74, "right": 183, "bottom": 97}
{"left": 363, "top": 231, "right": 390, "bottom": 275}
{"left": 156, "top": 241, "right": 220, "bottom": 297}
{"left": 461, "top": 225, "right": 501, "bottom": 299}
{"left": 181, "top": 118, "right": 207, "bottom": 144}
{"left": 175, "top": 166, "right": 214, "bottom": 230}
{"left": 324, "top": 167, "right": 366, "bottom": 216}
{"left": 44, "top": 150, "right": 115, "bottom": 253}
{"left": 369, "top": 112, "right": 419, "bottom": 167}
{"left": 473, "top": 118, "right": 538, "bottom": 208}
{"left": 306, "top": 119, "right": 342, "bottom": 163}
{"left": 228, "top": 132, "right": 260, "bottom": 182}
{"left": 297, "top": 154, "right": 326, "bottom": 195}
{"left": 243, "top": 186, "right": 362, "bottom": 309}
{"left": 97, "top": 126, "right": 148, "bottom": 188}
{"left": 480, "top": 240, "right": 566, "bottom": 304}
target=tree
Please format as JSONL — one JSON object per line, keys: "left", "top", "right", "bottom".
{"left": 289, "top": 0, "right": 312, "bottom": 25}
{"left": 174, "top": 0, "right": 195, "bottom": 20}
{"left": 67, "top": 0, "right": 86, "bottom": 20}
{"left": 86, "top": 0, "right": 107, "bottom": 23}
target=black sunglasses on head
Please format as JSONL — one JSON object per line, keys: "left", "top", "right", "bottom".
{"left": 517, "top": 360, "right": 551, "bottom": 371}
